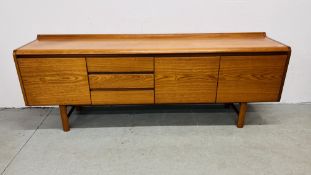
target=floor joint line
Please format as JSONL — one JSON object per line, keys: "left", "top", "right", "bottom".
{"left": 0, "top": 108, "right": 52, "bottom": 175}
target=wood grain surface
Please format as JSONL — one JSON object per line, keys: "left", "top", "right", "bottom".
{"left": 87, "top": 57, "right": 154, "bottom": 72}
{"left": 13, "top": 33, "right": 292, "bottom": 131}
{"left": 155, "top": 56, "right": 220, "bottom": 103}
{"left": 59, "top": 105, "right": 70, "bottom": 132}
{"left": 13, "top": 51, "right": 28, "bottom": 105}
{"left": 91, "top": 90, "right": 154, "bottom": 104}
{"left": 237, "top": 103, "right": 247, "bottom": 128}
{"left": 216, "top": 55, "right": 288, "bottom": 102}
{"left": 89, "top": 74, "right": 154, "bottom": 89}
{"left": 14, "top": 33, "right": 290, "bottom": 55}
{"left": 17, "top": 58, "right": 91, "bottom": 105}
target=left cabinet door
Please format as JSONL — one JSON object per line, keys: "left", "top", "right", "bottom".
{"left": 17, "top": 58, "right": 91, "bottom": 105}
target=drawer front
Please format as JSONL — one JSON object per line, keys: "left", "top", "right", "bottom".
{"left": 89, "top": 74, "right": 154, "bottom": 89}
{"left": 87, "top": 57, "right": 154, "bottom": 72}
{"left": 91, "top": 90, "right": 154, "bottom": 104}
{"left": 216, "top": 55, "right": 288, "bottom": 102}
{"left": 17, "top": 58, "right": 91, "bottom": 105}
{"left": 155, "top": 56, "right": 220, "bottom": 103}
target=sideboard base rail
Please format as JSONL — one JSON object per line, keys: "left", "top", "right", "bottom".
{"left": 58, "top": 103, "right": 248, "bottom": 132}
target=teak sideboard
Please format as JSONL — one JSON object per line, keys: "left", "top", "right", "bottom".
{"left": 13, "top": 33, "right": 291, "bottom": 131}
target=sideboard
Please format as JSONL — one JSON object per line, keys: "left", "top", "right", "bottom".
{"left": 13, "top": 33, "right": 291, "bottom": 131}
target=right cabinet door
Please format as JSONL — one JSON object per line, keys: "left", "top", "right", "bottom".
{"left": 155, "top": 56, "right": 220, "bottom": 103}
{"left": 217, "top": 55, "right": 288, "bottom": 102}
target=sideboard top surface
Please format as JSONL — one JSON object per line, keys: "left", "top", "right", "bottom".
{"left": 15, "top": 32, "right": 290, "bottom": 55}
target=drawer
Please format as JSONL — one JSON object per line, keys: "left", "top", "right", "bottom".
{"left": 91, "top": 90, "right": 154, "bottom": 104}
{"left": 87, "top": 57, "right": 154, "bottom": 72}
{"left": 89, "top": 74, "right": 154, "bottom": 89}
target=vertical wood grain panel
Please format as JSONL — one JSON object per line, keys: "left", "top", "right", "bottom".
{"left": 155, "top": 56, "right": 220, "bottom": 103}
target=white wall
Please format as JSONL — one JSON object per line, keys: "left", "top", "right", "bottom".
{"left": 1, "top": 0, "right": 311, "bottom": 107}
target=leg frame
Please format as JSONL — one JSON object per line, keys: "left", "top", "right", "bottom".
{"left": 59, "top": 105, "right": 70, "bottom": 132}
{"left": 59, "top": 105, "right": 80, "bottom": 132}
{"left": 227, "top": 103, "right": 248, "bottom": 128}
{"left": 237, "top": 102, "right": 247, "bottom": 128}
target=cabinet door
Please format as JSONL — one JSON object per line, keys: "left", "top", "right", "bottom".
{"left": 216, "top": 55, "right": 288, "bottom": 102}
{"left": 18, "top": 58, "right": 91, "bottom": 105}
{"left": 155, "top": 56, "right": 220, "bottom": 103}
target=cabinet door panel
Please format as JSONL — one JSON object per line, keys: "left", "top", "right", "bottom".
{"left": 18, "top": 58, "right": 91, "bottom": 105}
{"left": 216, "top": 55, "right": 288, "bottom": 102}
{"left": 155, "top": 56, "right": 220, "bottom": 103}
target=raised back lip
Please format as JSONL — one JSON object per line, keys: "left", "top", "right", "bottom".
{"left": 37, "top": 32, "right": 267, "bottom": 40}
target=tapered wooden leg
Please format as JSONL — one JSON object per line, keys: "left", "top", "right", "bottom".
{"left": 59, "top": 105, "right": 70, "bottom": 132}
{"left": 237, "top": 102, "right": 247, "bottom": 128}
